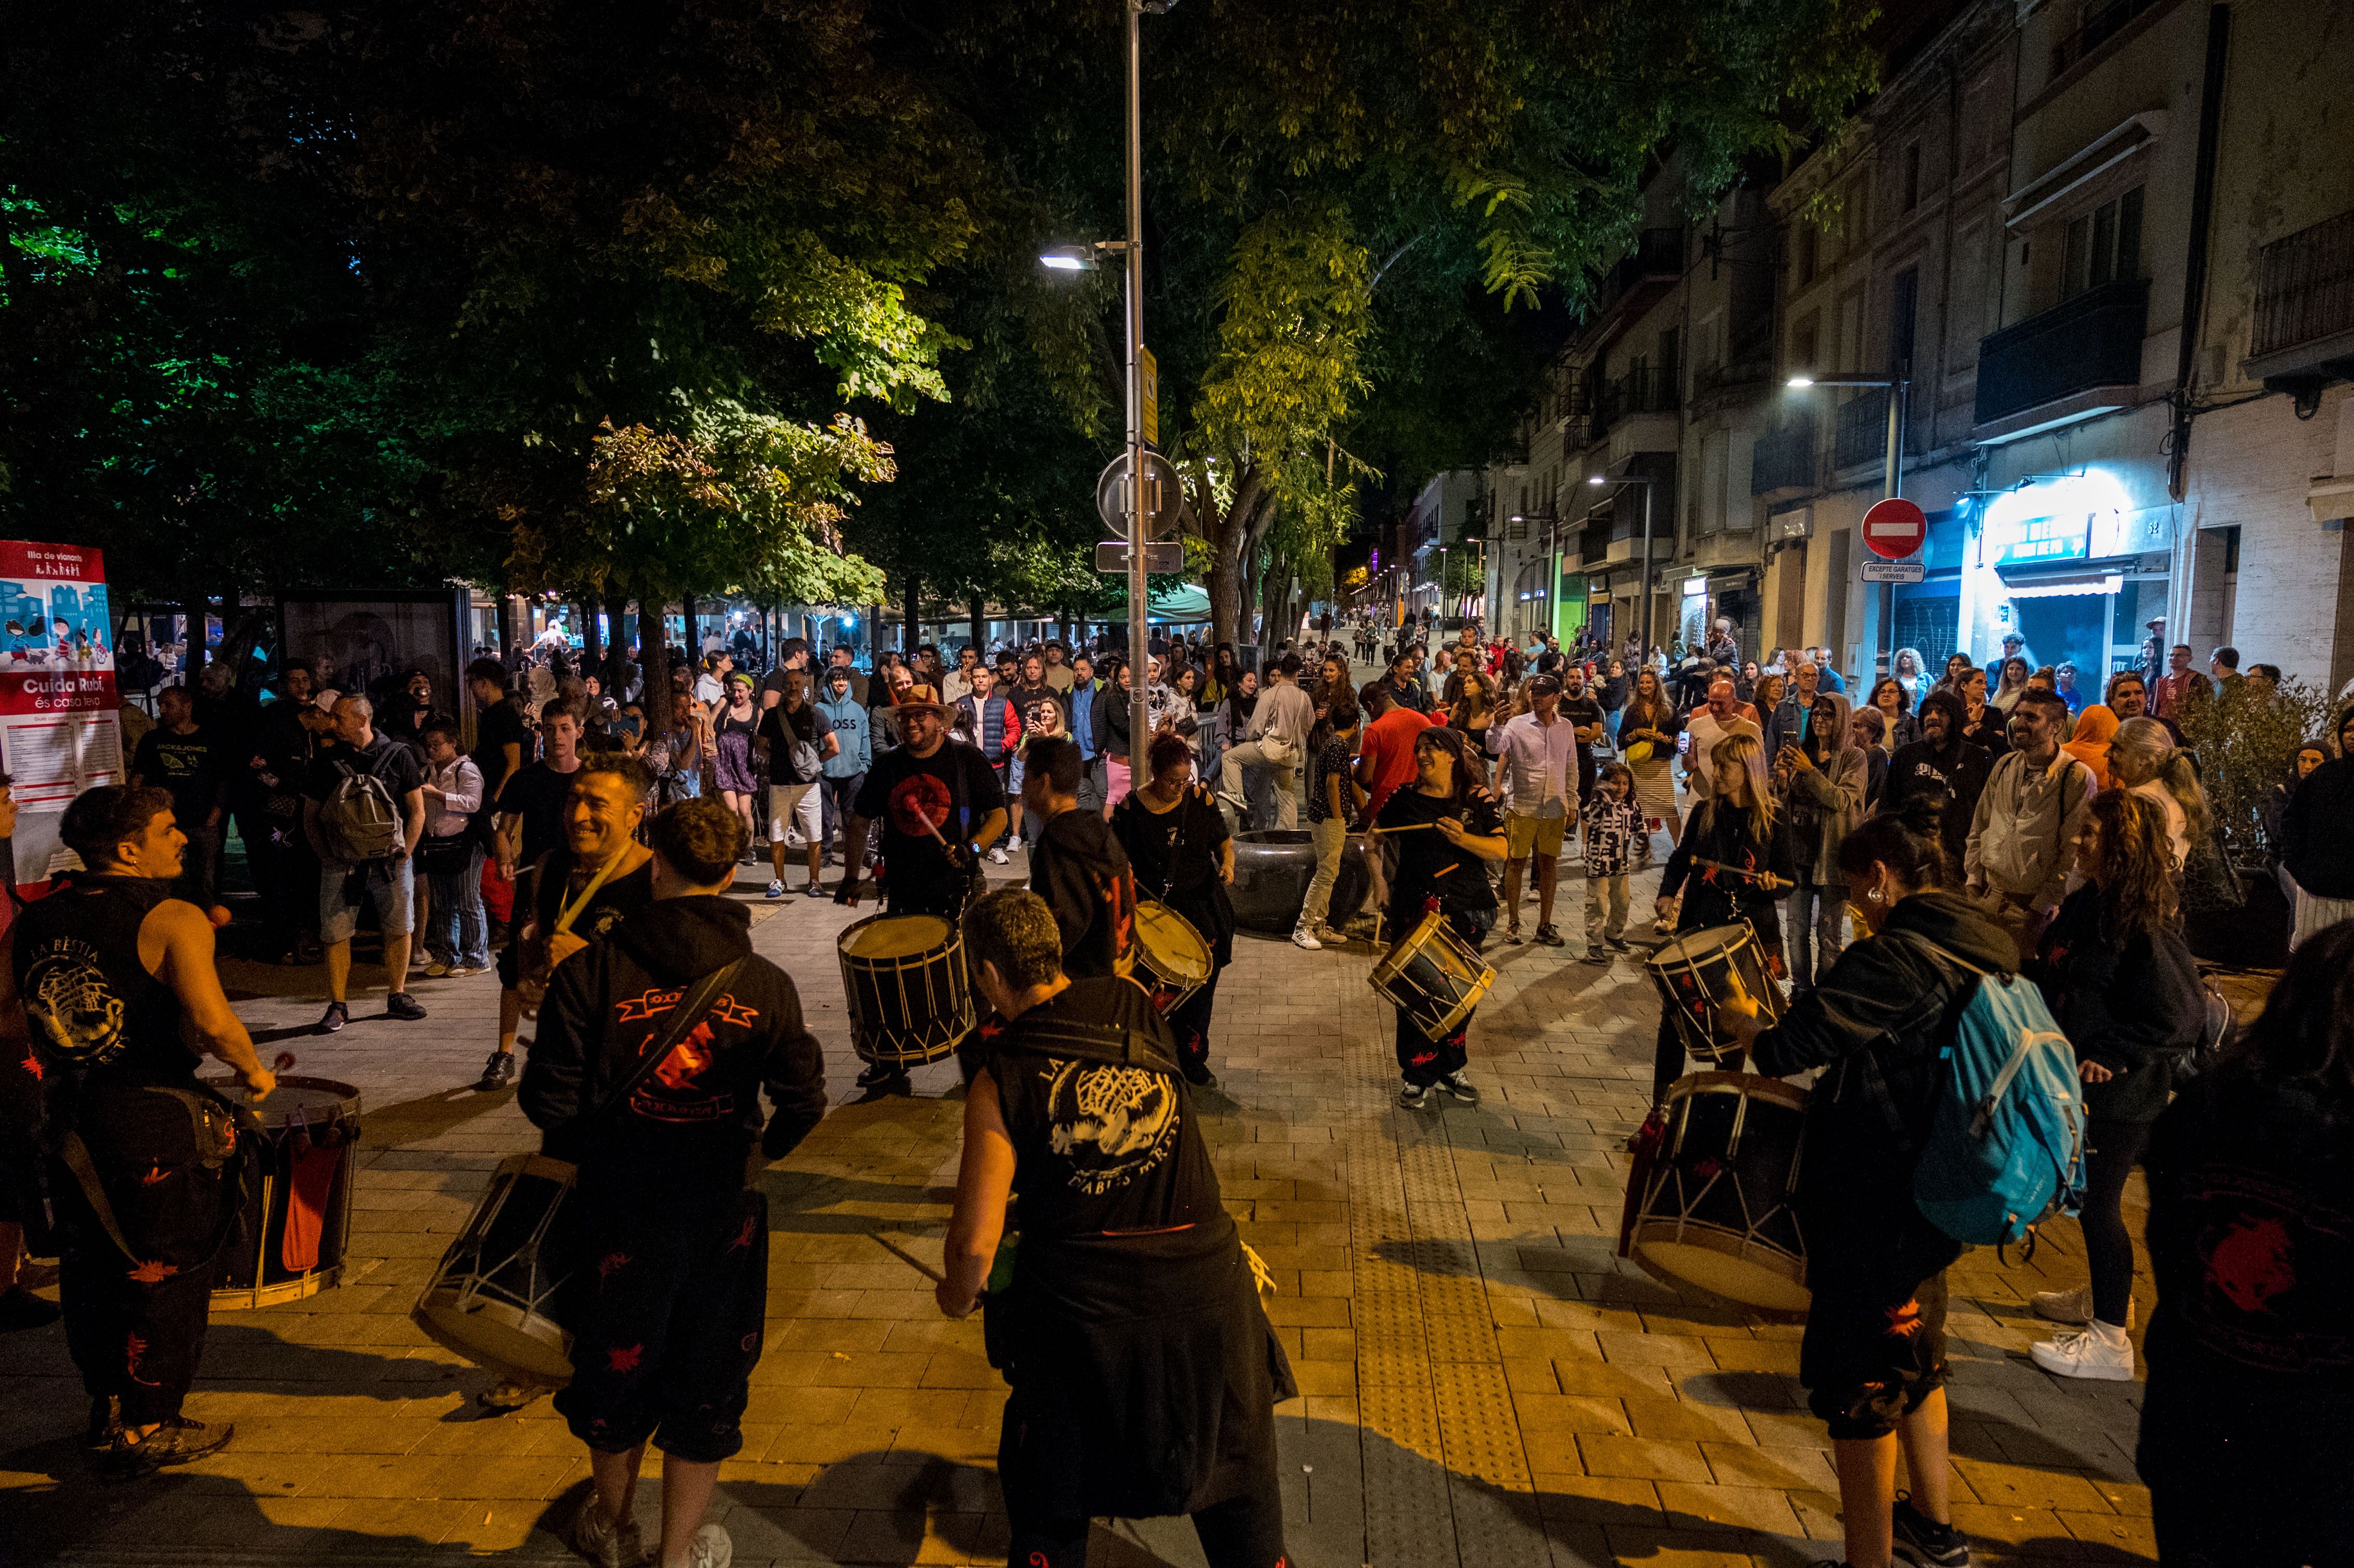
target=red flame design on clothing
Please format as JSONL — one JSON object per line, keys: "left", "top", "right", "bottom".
{"left": 126, "top": 1259, "right": 179, "bottom": 1284}
{"left": 650, "top": 1023, "right": 717, "bottom": 1092}
{"left": 605, "top": 1343, "right": 645, "bottom": 1374}
{"left": 2208, "top": 1216, "right": 2297, "bottom": 1315}
{"left": 1885, "top": 1298, "right": 1924, "bottom": 1339}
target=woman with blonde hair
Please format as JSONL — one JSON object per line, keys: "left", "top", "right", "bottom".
{"left": 2061, "top": 703, "right": 2120, "bottom": 788}
{"left": 2108, "top": 716, "right": 2208, "bottom": 871}
{"left": 1650, "top": 729, "right": 1793, "bottom": 1099}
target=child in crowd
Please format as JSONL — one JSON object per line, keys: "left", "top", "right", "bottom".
{"left": 1580, "top": 761, "right": 1644, "bottom": 963}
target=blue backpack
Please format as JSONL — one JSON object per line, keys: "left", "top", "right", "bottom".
{"left": 1905, "top": 939, "right": 2086, "bottom": 1247}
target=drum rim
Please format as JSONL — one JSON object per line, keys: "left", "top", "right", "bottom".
{"left": 202, "top": 1073, "right": 363, "bottom": 1115}
{"left": 839, "top": 910, "right": 957, "bottom": 958}
{"left": 1664, "top": 1068, "right": 1810, "bottom": 1113}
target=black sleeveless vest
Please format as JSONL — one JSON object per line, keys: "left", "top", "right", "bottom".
{"left": 14, "top": 874, "right": 194, "bottom": 1081}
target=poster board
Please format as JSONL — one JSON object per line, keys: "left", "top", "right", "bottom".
{"left": 0, "top": 541, "right": 124, "bottom": 886}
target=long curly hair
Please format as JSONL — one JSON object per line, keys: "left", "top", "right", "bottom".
{"left": 2111, "top": 716, "right": 2212, "bottom": 843}
{"left": 2086, "top": 789, "right": 2178, "bottom": 942}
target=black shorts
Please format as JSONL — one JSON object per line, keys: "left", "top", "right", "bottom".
{"left": 1797, "top": 1200, "right": 1963, "bottom": 1441}
{"left": 553, "top": 1184, "right": 769, "bottom": 1464}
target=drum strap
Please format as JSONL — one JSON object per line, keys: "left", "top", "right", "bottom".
{"left": 53, "top": 1083, "right": 256, "bottom": 1269}
{"left": 584, "top": 958, "right": 750, "bottom": 1126}
{"left": 1002, "top": 1015, "right": 1184, "bottom": 1079}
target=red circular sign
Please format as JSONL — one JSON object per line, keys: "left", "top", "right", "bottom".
{"left": 1861, "top": 497, "right": 1927, "bottom": 560}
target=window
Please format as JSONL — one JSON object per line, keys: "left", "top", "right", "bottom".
{"left": 2062, "top": 185, "right": 2144, "bottom": 300}
{"left": 1792, "top": 311, "right": 1820, "bottom": 374}
{"left": 1891, "top": 267, "right": 1919, "bottom": 376}
{"left": 1796, "top": 223, "right": 1819, "bottom": 287}
{"left": 1903, "top": 143, "right": 1921, "bottom": 212}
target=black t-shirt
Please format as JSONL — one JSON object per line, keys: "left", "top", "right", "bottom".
{"left": 130, "top": 724, "right": 224, "bottom": 830}
{"left": 1307, "top": 735, "right": 1359, "bottom": 827}
{"left": 525, "top": 847, "right": 658, "bottom": 950}
{"left": 496, "top": 759, "right": 584, "bottom": 868}
{"left": 852, "top": 740, "right": 1007, "bottom": 916}
{"left": 987, "top": 977, "right": 1213, "bottom": 1239}
{"left": 472, "top": 696, "right": 535, "bottom": 809}
{"left": 303, "top": 731, "right": 424, "bottom": 804}
{"left": 1111, "top": 783, "right": 1235, "bottom": 965}
{"left": 755, "top": 702, "right": 834, "bottom": 786}
{"left": 1558, "top": 694, "right": 1607, "bottom": 798}
{"left": 1375, "top": 784, "right": 1504, "bottom": 920}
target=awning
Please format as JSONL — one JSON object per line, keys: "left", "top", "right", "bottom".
{"left": 1098, "top": 583, "right": 1212, "bottom": 621}
{"left": 1996, "top": 564, "right": 2125, "bottom": 598}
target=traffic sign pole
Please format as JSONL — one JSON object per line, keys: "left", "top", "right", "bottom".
{"left": 1123, "top": 2, "right": 1147, "bottom": 782}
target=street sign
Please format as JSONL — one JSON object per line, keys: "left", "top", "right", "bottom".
{"left": 1139, "top": 346, "right": 1159, "bottom": 448}
{"left": 1861, "top": 496, "right": 1928, "bottom": 559}
{"left": 1096, "top": 451, "right": 1185, "bottom": 539}
{"left": 1861, "top": 559, "right": 1926, "bottom": 584}
{"left": 1096, "top": 540, "right": 1185, "bottom": 574}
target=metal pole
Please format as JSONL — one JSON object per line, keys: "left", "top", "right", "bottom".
{"left": 1638, "top": 481, "right": 1656, "bottom": 658}
{"left": 1124, "top": 0, "right": 1149, "bottom": 783}
{"left": 1882, "top": 380, "right": 1904, "bottom": 681}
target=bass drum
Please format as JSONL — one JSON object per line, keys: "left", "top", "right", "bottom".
{"left": 1617, "top": 1072, "right": 1810, "bottom": 1315}
{"left": 412, "top": 1153, "right": 579, "bottom": 1387}
{"left": 1130, "top": 900, "right": 1213, "bottom": 1014}
{"left": 1368, "top": 910, "right": 1495, "bottom": 1041}
{"left": 838, "top": 913, "right": 975, "bottom": 1068}
{"left": 206, "top": 1076, "right": 361, "bottom": 1311}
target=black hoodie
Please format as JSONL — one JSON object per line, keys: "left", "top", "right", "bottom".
{"left": 521, "top": 896, "right": 826, "bottom": 1190}
{"left": 1027, "top": 807, "right": 1136, "bottom": 979}
{"left": 1752, "top": 888, "right": 2018, "bottom": 1206}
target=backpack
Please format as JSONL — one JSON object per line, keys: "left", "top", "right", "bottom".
{"left": 318, "top": 755, "right": 404, "bottom": 862}
{"left": 1904, "top": 937, "right": 2086, "bottom": 1247}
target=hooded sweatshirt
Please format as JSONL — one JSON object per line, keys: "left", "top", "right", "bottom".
{"left": 521, "top": 895, "right": 827, "bottom": 1191}
{"left": 1028, "top": 806, "right": 1137, "bottom": 978}
{"left": 1779, "top": 690, "right": 1866, "bottom": 883}
{"left": 1753, "top": 888, "right": 2019, "bottom": 1208}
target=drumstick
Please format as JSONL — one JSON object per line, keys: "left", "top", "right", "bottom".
{"left": 1368, "top": 821, "right": 1439, "bottom": 834}
{"left": 1690, "top": 857, "right": 1784, "bottom": 887}
{"left": 868, "top": 1231, "right": 946, "bottom": 1284}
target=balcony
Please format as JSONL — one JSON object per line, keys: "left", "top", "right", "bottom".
{"left": 1573, "top": 227, "right": 1685, "bottom": 355}
{"left": 1974, "top": 277, "right": 2150, "bottom": 430}
{"left": 2050, "top": 0, "right": 2167, "bottom": 79}
{"left": 1834, "top": 388, "right": 1892, "bottom": 471}
{"left": 1750, "top": 412, "right": 1816, "bottom": 499}
{"left": 1586, "top": 365, "right": 1679, "bottom": 448}
{"left": 2245, "top": 207, "right": 2354, "bottom": 405}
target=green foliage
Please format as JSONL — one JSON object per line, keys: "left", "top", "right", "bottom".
{"left": 2181, "top": 677, "right": 2336, "bottom": 861}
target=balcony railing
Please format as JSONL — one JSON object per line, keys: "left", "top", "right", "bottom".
{"left": 1834, "top": 388, "right": 1893, "bottom": 469}
{"left": 1750, "top": 412, "right": 1816, "bottom": 495}
{"left": 2252, "top": 208, "right": 2354, "bottom": 360}
{"left": 2050, "top": 0, "right": 2166, "bottom": 78}
{"left": 1975, "top": 277, "right": 2150, "bottom": 426}
{"left": 1591, "top": 228, "right": 1685, "bottom": 314}
{"left": 1586, "top": 366, "right": 1680, "bottom": 442}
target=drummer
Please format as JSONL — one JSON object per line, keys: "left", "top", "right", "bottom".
{"left": 1649, "top": 731, "right": 1794, "bottom": 1103}
{"left": 1373, "top": 725, "right": 1506, "bottom": 1109}
{"left": 1111, "top": 733, "right": 1235, "bottom": 1088}
{"left": 2, "top": 785, "right": 275, "bottom": 1473}
{"left": 1718, "top": 801, "right": 2003, "bottom": 1568}
{"left": 1022, "top": 736, "right": 1136, "bottom": 979}
{"left": 837, "top": 690, "right": 1009, "bottom": 1091}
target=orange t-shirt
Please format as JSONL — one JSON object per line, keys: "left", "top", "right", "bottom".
{"left": 1358, "top": 705, "right": 1437, "bottom": 821}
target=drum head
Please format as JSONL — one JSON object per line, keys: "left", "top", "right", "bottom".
{"left": 844, "top": 915, "right": 952, "bottom": 959}
{"left": 205, "top": 1075, "right": 362, "bottom": 1118}
{"left": 1647, "top": 923, "right": 1751, "bottom": 969}
{"left": 1628, "top": 1237, "right": 1811, "bottom": 1315}
{"left": 1136, "top": 902, "right": 1213, "bottom": 979}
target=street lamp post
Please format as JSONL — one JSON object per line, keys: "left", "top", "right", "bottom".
{"left": 1786, "top": 373, "right": 1911, "bottom": 681}
{"left": 1589, "top": 473, "right": 1659, "bottom": 658}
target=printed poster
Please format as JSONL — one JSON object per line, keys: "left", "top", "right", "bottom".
{"left": 0, "top": 541, "right": 122, "bottom": 885}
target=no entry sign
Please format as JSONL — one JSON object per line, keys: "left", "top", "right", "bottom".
{"left": 1861, "top": 496, "right": 1927, "bottom": 559}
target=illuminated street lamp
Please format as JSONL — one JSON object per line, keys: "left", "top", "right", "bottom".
{"left": 1589, "top": 471, "right": 1660, "bottom": 655}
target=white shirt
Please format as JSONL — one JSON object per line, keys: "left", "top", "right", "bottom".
{"left": 1487, "top": 710, "right": 1579, "bottom": 819}
{"left": 1247, "top": 680, "right": 1315, "bottom": 747}
{"left": 2130, "top": 778, "right": 2191, "bottom": 869}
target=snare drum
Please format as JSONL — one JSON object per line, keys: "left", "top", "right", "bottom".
{"left": 1617, "top": 1071, "right": 1810, "bottom": 1314}
{"left": 839, "top": 913, "right": 975, "bottom": 1067}
{"left": 1131, "top": 900, "right": 1213, "bottom": 1013}
{"left": 1368, "top": 910, "right": 1496, "bottom": 1041}
{"left": 1644, "top": 921, "right": 1784, "bottom": 1068}
{"left": 206, "top": 1075, "right": 361, "bottom": 1311}
{"left": 412, "top": 1153, "right": 579, "bottom": 1387}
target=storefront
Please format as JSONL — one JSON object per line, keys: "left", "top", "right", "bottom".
{"left": 1962, "top": 473, "right": 2176, "bottom": 689}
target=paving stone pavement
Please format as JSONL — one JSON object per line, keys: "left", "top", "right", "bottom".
{"left": 1, "top": 768, "right": 2167, "bottom": 1567}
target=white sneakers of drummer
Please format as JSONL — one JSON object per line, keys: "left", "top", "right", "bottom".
{"left": 2031, "top": 1320, "right": 2134, "bottom": 1381}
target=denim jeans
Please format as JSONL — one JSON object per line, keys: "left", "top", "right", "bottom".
{"left": 1785, "top": 877, "right": 1847, "bottom": 990}
{"left": 425, "top": 846, "right": 490, "bottom": 970}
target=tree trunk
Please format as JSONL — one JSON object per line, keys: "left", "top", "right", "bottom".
{"left": 601, "top": 594, "right": 630, "bottom": 700}
{"left": 640, "top": 591, "right": 673, "bottom": 744}
{"left": 903, "top": 571, "right": 921, "bottom": 658}
{"left": 580, "top": 596, "right": 604, "bottom": 683}
{"left": 968, "top": 595, "right": 986, "bottom": 655}
{"left": 1198, "top": 460, "right": 1266, "bottom": 651}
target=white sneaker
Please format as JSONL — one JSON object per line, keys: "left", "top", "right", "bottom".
{"left": 1291, "top": 923, "right": 1323, "bottom": 950}
{"left": 764, "top": 880, "right": 786, "bottom": 899}
{"left": 572, "top": 1497, "right": 648, "bottom": 1568}
{"left": 1438, "top": 1070, "right": 1481, "bottom": 1104}
{"left": 987, "top": 845, "right": 1010, "bottom": 865}
{"left": 681, "top": 1523, "right": 733, "bottom": 1568}
{"left": 424, "top": 961, "right": 450, "bottom": 978}
{"left": 2030, "top": 1325, "right": 2134, "bottom": 1381}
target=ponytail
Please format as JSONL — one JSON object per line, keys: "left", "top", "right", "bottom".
{"left": 1838, "top": 796, "right": 1953, "bottom": 889}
